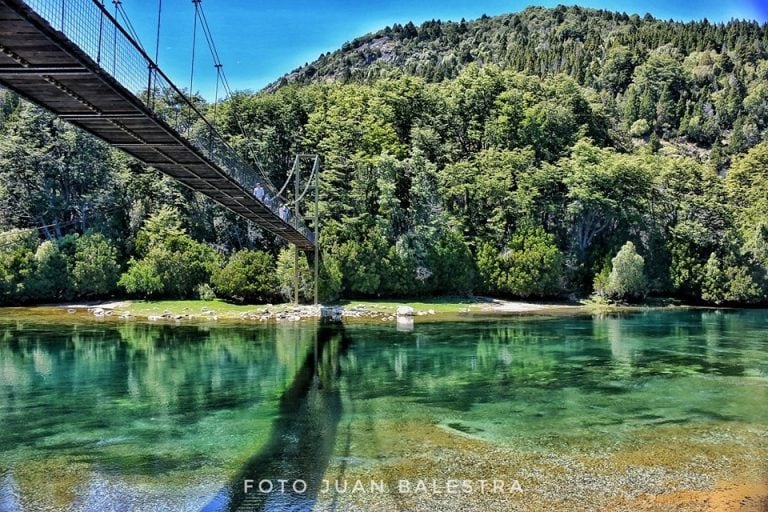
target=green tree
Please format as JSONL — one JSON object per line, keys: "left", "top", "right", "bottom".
{"left": 275, "top": 248, "right": 313, "bottom": 302}
{"left": 119, "top": 210, "right": 220, "bottom": 298}
{"left": 477, "top": 226, "right": 563, "bottom": 297}
{"left": 629, "top": 119, "right": 651, "bottom": 137}
{"left": 212, "top": 250, "right": 277, "bottom": 304}
{"left": 701, "top": 253, "right": 763, "bottom": 305}
{"left": 71, "top": 232, "right": 120, "bottom": 298}
{"left": 0, "top": 229, "right": 38, "bottom": 304}
{"left": 318, "top": 254, "right": 343, "bottom": 302}
{"left": 561, "top": 140, "right": 653, "bottom": 287}
{"left": 28, "top": 240, "right": 70, "bottom": 300}
{"left": 726, "top": 142, "right": 768, "bottom": 277}
{"left": 599, "top": 241, "right": 647, "bottom": 302}
{"left": 657, "top": 159, "right": 734, "bottom": 298}
{"left": 0, "top": 103, "right": 116, "bottom": 237}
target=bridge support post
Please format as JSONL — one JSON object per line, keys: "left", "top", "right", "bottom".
{"left": 294, "top": 245, "right": 300, "bottom": 305}
{"left": 313, "top": 155, "right": 319, "bottom": 306}
{"left": 294, "top": 156, "right": 301, "bottom": 306}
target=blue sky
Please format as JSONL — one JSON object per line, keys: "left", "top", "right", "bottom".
{"left": 121, "top": 0, "right": 768, "bottom": 100}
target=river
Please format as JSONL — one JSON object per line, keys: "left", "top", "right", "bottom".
{"left": 0, "top": 309, "right": 766, "bottom": 511}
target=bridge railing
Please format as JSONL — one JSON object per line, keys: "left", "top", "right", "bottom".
{"left": 22, "top": 0, "right": 314, "bottom": 244}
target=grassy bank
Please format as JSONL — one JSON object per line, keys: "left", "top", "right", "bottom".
{"left": 113, "top": 296, "right": 489, "bottom": 320}
{"left": 2, "top": 296, "right": 689, "bottom": 325}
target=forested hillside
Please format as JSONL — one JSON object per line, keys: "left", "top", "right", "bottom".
{"left": 1, "top": 5, "right": 768, "bottom": 305}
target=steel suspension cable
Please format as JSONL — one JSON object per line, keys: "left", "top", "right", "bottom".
{"left": 111, "top": 0, "right": 118, "bottom": 74}
{"left": 273, "top": 164, "right": 296, "bottom": 201}
{"left": 195, "top": 2, "right": 279, "bottom": 191}
{"left": 188, "top": 0, "right": 200, "bottom": 134}
{"left": 294, "top": 160, "right": 319, "bottom": 205}
{"left": 114, "top": 2, "right": 147, "bottom": 54}
{"left": 213, "top": 63, "right": 221, "bottom": 126}
{"left": 189, "top": 0, "right": 199, "bottom": 96}
{"left": 153, "top": 0, "right": 162, "bottom": 65}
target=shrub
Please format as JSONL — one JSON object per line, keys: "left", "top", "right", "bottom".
{"left": 28, "top": 240, "right": 71, "bottom": 300}
{"left": 629, "top": 118, "right": 651, "bottom": 137}
{"left": 119, "top": 210, "right": 220, "bottom": 299}
{"left": 196, "top": 283, "right": 217, "bottom": 300}
{"left": 276, "top": 248, "right": 313, "bottom": 302}
{"left": 0, "top": 229, "right": 38, "bottom": 304}
{"left": 601, "top": 241, "right": 647, "bottom": 301}
{"left": 701, "top": 252, "right": 764, "bottom": 305}
{"left": 431, "top": 228, "right": 476, "bottom": 294}
{"left": 71, "top": 232, "right": 120, "bottom": 298}
{"left": 477, "top": 226, "right": 563, "bottom": 297}
{"left": 318, "top": 254, "right": 342, "bottom": 302}
{"left": 119, "top": 236, "right": 220, "bottom": 299}
{"left": 212, "top": 250, "right": 277, "bottom": 303}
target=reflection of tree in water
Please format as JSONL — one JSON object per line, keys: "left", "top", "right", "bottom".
{"left": 334, "top": 313, "right": 763, "bottom": 415}
{"left": 0, "top": 322, "right": 316, "bottom": 476}
{"left": 115, "top": 323, "right": 315, "bottom": 417}
{"left": 201, "top": 325, "right": 350, "bottom": 512}
{"left": 335, "top": 324, "right": 566, "bottom": 411}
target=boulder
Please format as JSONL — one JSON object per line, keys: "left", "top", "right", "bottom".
{"left": 396, "top": 305, "right": 415, "bottom": 317}
{"left": 320, "top": 306, "right": 343, "bottom": 323}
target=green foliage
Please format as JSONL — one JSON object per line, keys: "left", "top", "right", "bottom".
{"left": 276, "top": 248, "right": 313, "bottom": 302}
{"left": 212, "top": 250, "right": 277, "bottom": 304}
{"left": 726, "top": 142, "right": 768, "bottom": 272}
{"left": 559, "top": 140, "right": 653, "bottom": 287}
{"left": 477, "top": 226, "right": 563, "bottom": 298}
{"left": 598, "top": 241, "right": 647, "bottom": 302}
{"left": 28, "top": 240, "right": 70, "bottom": 300}
{"left": 0, "top": 230, "right": 38, "bottom": 304}
{"left": 0, "top": 104, "right": 117, "bottom": 236}
{"left": 3, "top": 6, "right": 768, "bottom": 305}
{"left": 318, "top": 254, "right": 343, "bottom": 302}
{"left": 71, "top": 232, "right": 120, "bottom": 298}
{"left": 701, "top": 253, "right": 764, "bottom": 305}
{"left": 196, "top": 283, "right": 217, "bottom": 300}
{"left": 660, "top": 161, "right": 734, "bottom": 299}
{"left": 118, "top": 258, "right": 163, "bottom": 298}
{"left": 119, "top": 211, "right": 220, "bottom": 299}
{"left": 629, "top": 119, "right": 651, "bottom": 137}
{"left": 133, "top": 206, "right": 186, "bottom": 256}
{"left": 430, "top": 228, "right": 476, "bottom": 294}
{"left": 592, "top": 263, "right": 611, "bottom": 297}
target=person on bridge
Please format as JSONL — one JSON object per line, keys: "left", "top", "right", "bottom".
{"left": 278, "top": 204, "right": 288, "bottom": 221}
{"left": 253, "top": 184, "right": 265, "bottom": 202}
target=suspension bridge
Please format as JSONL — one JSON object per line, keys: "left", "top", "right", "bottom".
{"left": 0, "top": 0, "right": 317, "bottom": 250}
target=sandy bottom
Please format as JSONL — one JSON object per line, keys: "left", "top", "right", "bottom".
{"left": 641, "top": 482, "right": 768, "bottom": 511}
{"left": 313, "top": 413, "right": 768, "bottom": 512}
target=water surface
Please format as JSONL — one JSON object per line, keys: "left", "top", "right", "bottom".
{"left": 0, "top": 310, "right": 766, "bottom": 511}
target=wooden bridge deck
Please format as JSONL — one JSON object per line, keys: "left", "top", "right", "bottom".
{"left": 0, "top": 0, "right": 314, "bottom": 250}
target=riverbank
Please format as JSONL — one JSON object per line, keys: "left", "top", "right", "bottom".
{"left": 0, "top": 296, "right": 593, "bottom": 324}
{"left": 0, "top": 296, "right": 701, "bottom": 325}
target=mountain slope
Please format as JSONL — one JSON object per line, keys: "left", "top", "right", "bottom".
{"left": 272, "top": 5, "right": 768, "bottom": 89}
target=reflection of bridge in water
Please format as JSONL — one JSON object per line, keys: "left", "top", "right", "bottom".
{"left": 0, "top": 0, "right": 315, "bottom": 250}
{"left": 201, "top": 325, "right": 351, "bottom": 512}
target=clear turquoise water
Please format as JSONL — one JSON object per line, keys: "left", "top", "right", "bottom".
{"left": 0, "top": 310, "right": 766, "bottom": 511}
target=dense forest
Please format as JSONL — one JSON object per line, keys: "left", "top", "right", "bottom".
{"left": 1, "top": 5, "right": 768, "bottom": 305}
